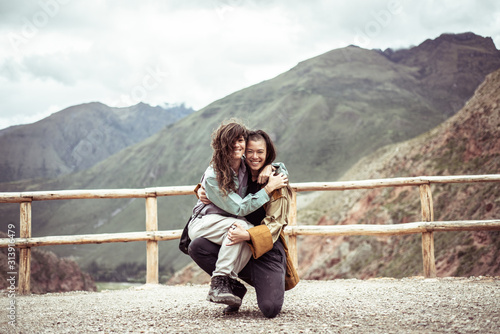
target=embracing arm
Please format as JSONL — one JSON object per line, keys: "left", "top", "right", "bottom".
{"left": 204, "top": 175, "right": 269, "bottom": 216}
{"left": 204, "top": 172, "right": 288, "bottom": 216}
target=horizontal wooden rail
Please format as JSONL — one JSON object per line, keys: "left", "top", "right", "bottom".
{"left": 2, "top": 175, "right": 499, "bottom": 203}
{"left": 0, "top": 186, "right": 195, "bottom": 203}
{"left": 285, "top": 220, "right": 500, "bottom": 236}
{"left": 291, "top": 175, "right": 500, "bottom": 192}
{"left": 0, "top": 230, "right": 183, "bottom": 248}
{"left": 2, "top": 220, "right": 499, "bottom": 248}
{"left": 1, "top": 174, "right": 499, "bottom": 294}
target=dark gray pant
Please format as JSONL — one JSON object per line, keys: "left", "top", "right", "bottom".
{"left": 189, "top": 237, "right": 287, "bottom": 318}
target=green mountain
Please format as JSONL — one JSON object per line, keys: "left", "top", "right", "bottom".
{"left": 298, "top": 67, "right": 500, "bottom": 279}
{"left": 0, "top": 102, "right": 193, "bottom": 183}
{"left": 1, "top": 32, "right": 499, "bottom": 282}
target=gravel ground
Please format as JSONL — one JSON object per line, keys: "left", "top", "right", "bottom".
{"left": 1, "top": 277, "right": 499, "bottom": 334}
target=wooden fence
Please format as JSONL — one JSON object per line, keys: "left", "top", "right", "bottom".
{"left": 1, "top": 174, "right": 500, "bottom": 295}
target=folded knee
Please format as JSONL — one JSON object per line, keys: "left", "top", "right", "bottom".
{"left": 188, "top": 237, "right": 219, "bottom": 256}
{"left": 259, "top": 300, "right": 282, "bottom": 318}
{"left": 187, "top": 237, "right": 203, "bottom": 256}
{"left": 233, "top": 218, "right": 252, "bottom": 229}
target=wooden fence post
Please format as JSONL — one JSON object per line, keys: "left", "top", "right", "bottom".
{"left": 19, "top": 200, "right": 32, "bottom": 294}
{"left": 288, "top": 190, "right": 298, "bottom": 270}
{"left": 419, "top": 184, "right": 436, "bottom": 278}
{"left": 145, "top": 196, "right": 159, "bottom": 284}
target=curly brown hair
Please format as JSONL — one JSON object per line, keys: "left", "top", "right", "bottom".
{"left": 210, "top": 120, "right": 249, "bottom": 196}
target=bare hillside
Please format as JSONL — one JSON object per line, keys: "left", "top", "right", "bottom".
{"left": 298, "top": 68, "right": 500, "bottom": 279}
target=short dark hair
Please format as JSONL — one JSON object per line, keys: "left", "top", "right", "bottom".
{"left": 247, "top": 130, "right": 276, "bottom": 170}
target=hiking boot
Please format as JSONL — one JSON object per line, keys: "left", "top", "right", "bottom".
{"left": 207, "top": 275, "right": 241, "bottom": 307}
{"left": 223, "top": 277, "right": 247, "bottom": 315}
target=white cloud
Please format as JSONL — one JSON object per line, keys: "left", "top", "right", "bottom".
{"left": 0, "top": 0, "right": 499, "bottom": 129}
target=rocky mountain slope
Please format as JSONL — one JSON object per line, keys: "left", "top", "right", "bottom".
{"left": 381, "top": 32, "right": 499, "bottom": 117}
{"left": 298, "top": 68, "right": 500, "bottom": 279}
{"left": 0, "top": 102, "right": 193, "bottom": 182}
{"left": 0, "top": 32, "right": 498, "bottom": 283}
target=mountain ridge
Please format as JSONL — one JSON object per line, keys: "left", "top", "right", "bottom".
{"left": 0, "top": 102, "right": 194, "bottom": 183}
{"left": 298, "top": 67, "right": 500, "bottom": 279}
{"left": 0, "top": 32, "right": 498, "bottom": 283}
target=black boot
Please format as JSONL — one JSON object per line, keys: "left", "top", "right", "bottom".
{"left": 223, "top": 278, "right": 247, "bottom": 315}
{"left": 207, "top": 276, "right": 241, "bottom": 307}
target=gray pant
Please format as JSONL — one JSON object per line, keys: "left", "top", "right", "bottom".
{"left": 188, "top": 214, "right": 254, "bottom": 278}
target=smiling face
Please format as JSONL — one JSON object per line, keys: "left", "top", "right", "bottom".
{"left": 232, "top": 135, "right": 246, "bottom": 161}
{"left": 245, "top": 138, "right": 267, "bottom": 175}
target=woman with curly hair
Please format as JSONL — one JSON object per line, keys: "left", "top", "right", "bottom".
{"left": 188, "top": 120, "right": 288, "bottom": 308}
{"left": 191, "top": 129, "right": 299, "bottom": 318}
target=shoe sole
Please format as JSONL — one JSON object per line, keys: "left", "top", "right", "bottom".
{"left": 223, "top": 306, "right": 240, "bottom": 315}
{"left": 207, "top": 293, "right": 242, "bottom": 307}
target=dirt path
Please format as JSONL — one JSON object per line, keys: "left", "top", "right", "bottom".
{"left": 1, "top": 277, "right": 499, "bottom": 333}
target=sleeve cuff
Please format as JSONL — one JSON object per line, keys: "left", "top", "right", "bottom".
{"left": 257, "top": 188, "right": 270, "bottom": 202}
{"left": 247, "top": 225, "right": 273, "bottom": 259}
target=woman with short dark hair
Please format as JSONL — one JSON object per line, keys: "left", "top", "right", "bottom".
{"left": 190, "top": 128, "right": 299, "bottom": 318}
{"left": 187, "top": 120, "right": 288, "bottom": 308}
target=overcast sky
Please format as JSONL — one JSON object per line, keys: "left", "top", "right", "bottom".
{"left": 1, "top": 0, "right": 499, "bottom": 129}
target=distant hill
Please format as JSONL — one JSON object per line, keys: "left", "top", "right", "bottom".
{"left": 0, "top": 32, "right": 499, "bottom": 282}
{"left": 298, "top": 67, "right": 500, "bottom": 279}
{"left": 380, "top": 32, "right": 500, "bottom": 117}
{"left": 0, "top": 102, "right": 194, "bottom": 183}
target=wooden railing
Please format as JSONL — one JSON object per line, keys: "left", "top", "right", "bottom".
{"left": 1, "top": 174, "right": 500, "bottom": 295}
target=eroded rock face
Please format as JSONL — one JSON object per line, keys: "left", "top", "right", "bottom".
{"left": 28, "top": 249, "right": 97, "bottom": 293}
{"left": 167, "top": 262, "right": 210, "bottom": 285}
{"left": 298, "top": 68, "right": 500, "bottom": 280}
